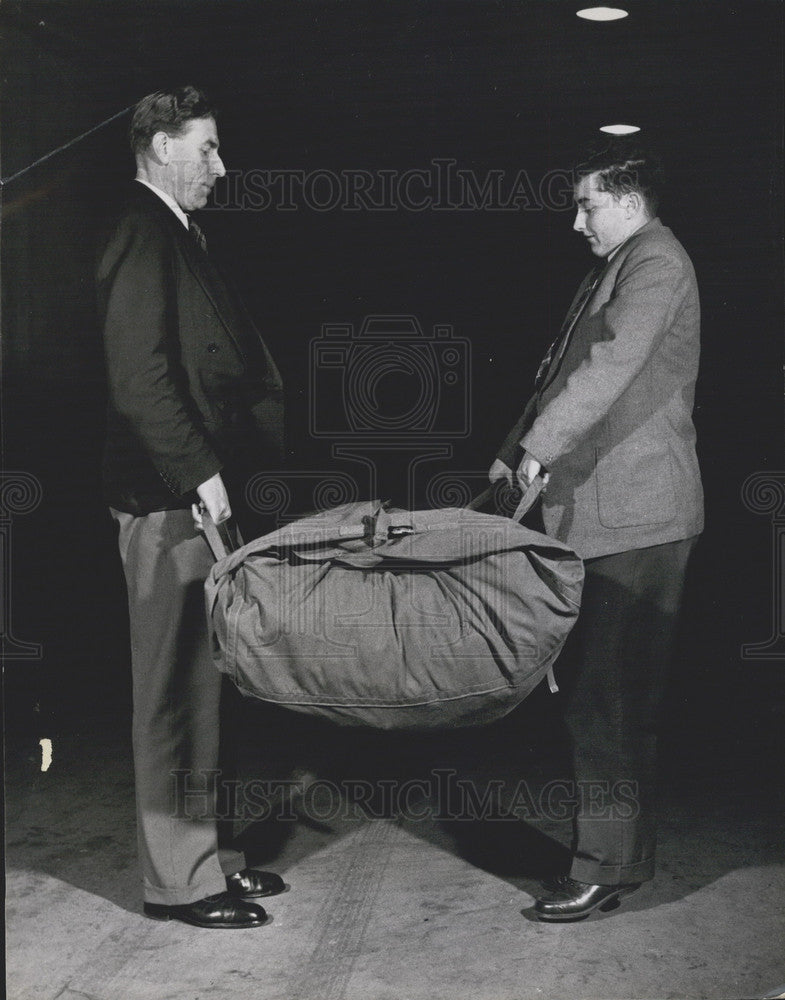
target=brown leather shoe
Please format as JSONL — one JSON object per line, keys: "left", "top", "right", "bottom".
{"left": 144, "top": 891, "right": 267, "bottom": 928}
{"left": 534, "top": 875, "right": 641, "bottom": 922}
{"left": 226, "top": 868, "right": 286, "bottom": 898}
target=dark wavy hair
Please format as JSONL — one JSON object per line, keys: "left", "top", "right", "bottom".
{"left": 574, "top": 138, "right": 664, "bottom": 216}
{"left": 130, "top": 86, "right": 217, "bottom": 155}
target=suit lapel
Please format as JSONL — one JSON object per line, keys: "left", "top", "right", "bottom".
{"left": 539, "top": 264, "right": 605, "bottom": 393}
{"left": 538, "top": 221, "right": 662, "bottom": 395}
{"left": 131, "top": 184, "right": 249, "bottom": 365}
{"left": 176, "top": 228, "right": 250, "bottom": 364}
{"left": 180, "top": 234, "right": 284, "bottom": 390}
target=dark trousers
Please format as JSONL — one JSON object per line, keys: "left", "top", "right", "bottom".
{"left": 557, "top": 536, "right": 697, "bottom": 886}
{"left": 111, "top": 507, "right": 245, "bottom": 905}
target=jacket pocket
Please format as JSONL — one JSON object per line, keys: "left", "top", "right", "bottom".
{"left": 595, "top": 442, "right": 677, "bottom": 528}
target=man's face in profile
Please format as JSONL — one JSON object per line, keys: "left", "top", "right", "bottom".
{"left": 572, "top": 171, "right": 635, "bottom": 258}
{"left": 167, "top": 117, "right": 226, "bottom": 212}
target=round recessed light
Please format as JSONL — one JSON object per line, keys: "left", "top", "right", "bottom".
{"left": 576, "top": 7, "right": 629, "bottom": 21}
{"left": 599, "top": 124, "right": 641, "bottom": 135}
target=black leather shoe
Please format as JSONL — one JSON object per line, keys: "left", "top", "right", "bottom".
{"left": 144, "top": 891, "right": 267, "bottom": 928}
{"left": 534, "top": 875, "right": 641, "bottom": 922}
{"left": 226, "top": 868, "right": 286, "bottom": 898}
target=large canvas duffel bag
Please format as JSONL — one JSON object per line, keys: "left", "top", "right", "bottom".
{"left": 204, "top": 493, "right": 583, "bottom": 730}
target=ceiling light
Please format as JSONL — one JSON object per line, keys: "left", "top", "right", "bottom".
{"left": 599, "top": 124, "right": 641, "bottom": 135}
{"left": 576, "top": 8, "right": 629, "bottom": 21}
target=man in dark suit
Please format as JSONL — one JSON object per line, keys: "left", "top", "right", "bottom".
{"left": 491, "top": 141, "right": 703, "bottom": 921}
{"left": 98, "top": 86, "right": 286, "bottom": 928}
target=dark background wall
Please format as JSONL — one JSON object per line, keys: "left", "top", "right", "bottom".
{"left": 1, "top": 1, "right": 782, "bottom": 739}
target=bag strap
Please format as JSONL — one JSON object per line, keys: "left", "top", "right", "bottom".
{"left": 467, "top": 476, "right": 545, "bottom": 521}
{"left": 202, "top": 515, "right": 242, "bottom": 562}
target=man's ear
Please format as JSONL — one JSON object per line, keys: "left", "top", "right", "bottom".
{"left": 149, "top": 131, "right": 171, "bottom": 165}
{"left": 624, "top": 190, "right": 643, "bottom": 217}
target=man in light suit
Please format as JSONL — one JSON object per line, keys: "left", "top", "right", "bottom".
{"left": 491, "top": 141, "right": 703, "bottom": 920}
{"left": 98, "top": 87, "right": 287, "bottom": 928}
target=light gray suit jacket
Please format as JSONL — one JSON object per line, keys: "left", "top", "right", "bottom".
{"left": 497, "top": 218, "right": 704, "bottom": 559}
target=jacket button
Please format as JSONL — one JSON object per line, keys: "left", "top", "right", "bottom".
{"left": 207, "top": 343, "right": 219, "bottom": 353}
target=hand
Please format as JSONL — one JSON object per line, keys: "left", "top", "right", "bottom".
{"left": 193, "top": 471, "right": 231, "bottom": 529}
{"left": 489, "top": 459, "right": 515, "bottom": 487}
{"left": 516, "top": 453, "right": 550, "bottom": 491}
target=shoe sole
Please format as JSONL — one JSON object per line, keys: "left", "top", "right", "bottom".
{"left": 144, "top": 906, "right": 267, "bottom": 929}
{"left": 228, "top": 885, "right": 288, "bottom": 899}
{"left": 535, "top": 886, "right": 638, "bottom": 922}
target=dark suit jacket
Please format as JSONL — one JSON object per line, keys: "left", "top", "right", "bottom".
{"left": 497, "top": 218, "right": 703, "bottom": 559}
{"left": 97, "top": 183, "right": 284, "bottom": 514}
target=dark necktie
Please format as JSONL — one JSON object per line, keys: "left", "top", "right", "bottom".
{"left": 534, "top": 264, "right": 604, "bottom": 389}
{"left": 188, "top": 217, "right": 208, "bottom": 254}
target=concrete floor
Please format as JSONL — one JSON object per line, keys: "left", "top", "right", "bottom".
{"left": 5, "top": 691, "right": 785, "bottom": 1000}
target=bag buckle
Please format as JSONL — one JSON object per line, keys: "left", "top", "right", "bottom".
{"left": 388, "top": 524, "right": 414, "bottom": 539}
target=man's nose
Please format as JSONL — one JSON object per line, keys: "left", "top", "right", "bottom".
{"left": 573, "top": 210, "right": 586, "bottom": 233}
{"left": 211, "top": 153, "right": 226, "bottom": 178}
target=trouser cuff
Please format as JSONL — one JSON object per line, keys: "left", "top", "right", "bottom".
{"left": 143, "top": 872, "right": 229, "bottom": 907}
{"left": 570, "top": 855, "right": 655, "bottom": 886}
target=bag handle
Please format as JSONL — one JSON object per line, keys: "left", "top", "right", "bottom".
{"left": 201, "top": 515, "right": 242, "bottom": 562}
{"left": 467, "top": 476, "right": 545, "bottom": 521}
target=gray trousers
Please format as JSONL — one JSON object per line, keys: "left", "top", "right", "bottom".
{"left": 111, "top": 507, "right": 245, "bottom": 905}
